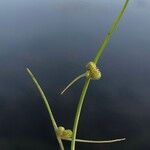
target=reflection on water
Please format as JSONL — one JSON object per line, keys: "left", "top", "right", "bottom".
{"left": 0, "top": 0, "right": 150, "bottom": 149}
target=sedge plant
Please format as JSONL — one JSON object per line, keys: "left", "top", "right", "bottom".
{"left": 27, "top": 0, "right": 129, "bottom": 150}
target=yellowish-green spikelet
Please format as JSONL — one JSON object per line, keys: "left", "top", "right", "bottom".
{"left": 57, "top": 126, "right": 73, "bottom": 139}
{"left": 57, "top": 126, "right": 65, "bottom": 137}
{"left": 62, "top": 129, "right": 73, "bottom": 138}
{"left": 86, "top": 61, "right": 101, "bottom": 80}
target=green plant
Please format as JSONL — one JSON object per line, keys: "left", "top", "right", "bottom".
{"left": 27, "top": 0, "right": 129, "bottom": 150}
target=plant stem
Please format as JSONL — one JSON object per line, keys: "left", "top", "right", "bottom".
{"left": 27, "top": 68, "right": 65, "bottom": 150}
{"left": 71, "top": 78, "right": 90, "bottom": 150}
{"left": 61, "top": 73, "right": 87, "bottom": 95}
{"left": 93, "top": 0, "right": 129, "bottom": 64}
{"left": 63, "top": 137, "right": 125, "bottom": 144}
{"left": 71, "top": 1, "right": 129, "bottom": 150}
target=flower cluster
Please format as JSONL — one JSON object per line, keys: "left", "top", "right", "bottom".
{"left": 86, "top": 62, "right": 101, "bottom": 80}
{"left": 57, "top": 126, "right": 73, "bottom": 139}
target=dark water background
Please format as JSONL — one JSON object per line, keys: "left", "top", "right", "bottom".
{"left": 0, "top": 0, "right": 150, "bottom": 149}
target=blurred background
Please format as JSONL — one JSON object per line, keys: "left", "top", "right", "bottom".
{"left": 0, "top": 0, "right": 150, "bottom": 149}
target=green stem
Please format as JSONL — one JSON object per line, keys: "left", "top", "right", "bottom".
{"left": 71, "top": 78, "right": 90, "bottom": 150}
{"left": 64, "top": 137, "right": 125, "bottom": 144}
{"left": 71, "top": 1, "right": 129, "bottom": 150}
{"left": 93, "top": 0, "right": 129, "bottom": 64}
{"left": 57, "top": 137, "right": 65, "bottom": 150}
{"left": 61, "top": 73, "right": 86, "bottom": 95}
{"left": 26, "top": 68, "right": 65, "bottom": 150}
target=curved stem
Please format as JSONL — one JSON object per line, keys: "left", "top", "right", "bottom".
{"left": 71, "top": 78, "right": 90, "bottom": 150}
{"left": 93, "top": 0, "right": 129, "bottom": 64}
{"left": 71, "top": 1, "right": 129, "bottom": 150}
{"left": 27, "top": 68, "right": 65, "bottom": 150}
{"left": 61, "top": 73, "right": 86, "bottom": 95}
{"left": 63, "top": 137, "right": 125, "bottom": 144}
